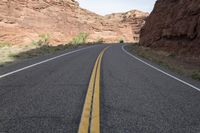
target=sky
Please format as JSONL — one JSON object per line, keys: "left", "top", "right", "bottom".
{"left": 77, "top": 0, "right": 157, "bottom": 15}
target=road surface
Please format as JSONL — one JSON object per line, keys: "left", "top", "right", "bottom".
{"left": 0, "top": 44, "right": 200, "bottom": 133}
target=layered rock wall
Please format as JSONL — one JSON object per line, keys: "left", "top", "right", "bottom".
{"left": 140, "top": 0, "right": 200, "bottom": 57}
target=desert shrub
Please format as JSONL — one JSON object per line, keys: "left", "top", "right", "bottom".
{"left": 97, "top": 38, "right": 104, "bottom": 43}
{"left": 72, "top": 32, "right": 88, "bottom": 45}
{"left": 0, "top": 41, "right": 12, "bottom": 48}
{"left": 39, "top": 34, "right": 50, "bottom": 45}
{"left": 192, "top": 71, "right": 200, "bottom": 80}
{"left": 32, "top": 40, "right": 40, "bottom": 46}
{"left": 32, "top": 34, "right": 50, "bottom": 46}
{"left": 119, "top": 39, "right": 124, "bottom": 43}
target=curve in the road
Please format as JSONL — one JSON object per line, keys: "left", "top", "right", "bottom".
{"left": 122, "top": 45, "right": 200, "bottom": 92}
{"left": 0, "top": 46, "right": 96, "bottom": 79}
{"left": 78, "top": 47, "right": 109, "bottom": 133}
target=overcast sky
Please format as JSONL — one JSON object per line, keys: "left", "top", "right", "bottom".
{"left": 77, "top": 0, "right": 157, "bottom": 15}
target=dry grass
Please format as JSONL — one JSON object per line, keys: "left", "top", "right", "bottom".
{"left": 0, "top": 44, "right": 37, "bottom": 66}
{"left": 0, "top": 41, "right": 12, "bottom": 48}
{"left": 0, "top": 42, "right": 93, "bottom": 67}
{"left": 0, "top": 30, "right": 102, "bottom": 68}
{"left": 126, "top": 44, "right": 200, "bottom": 81}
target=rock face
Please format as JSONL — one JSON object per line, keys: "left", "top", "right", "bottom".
{"left": 140, "top": 0, "right": 200, "bottom": 57}
{"left": 0, "top": 0, "right": 148, "bottom": 45}
{"left": 105, "top": 10, "right": 149, "bottom": 42}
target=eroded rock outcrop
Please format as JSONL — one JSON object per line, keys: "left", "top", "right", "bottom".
{"left": 140, "top": 0, "right": 200, "bottom": 57}
{"left": 105, "top": 10, "right": 149, "bottom": 42}
{"left": 0, "top": 0, "right": 148, "bottom": 45}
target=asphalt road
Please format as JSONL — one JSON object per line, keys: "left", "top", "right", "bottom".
{"left": 0, "top": 44, "right": 200, "bottom": 133}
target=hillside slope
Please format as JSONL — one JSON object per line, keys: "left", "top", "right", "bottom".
{"left": 0, "top": 0, "right": 148, "bottom": 45}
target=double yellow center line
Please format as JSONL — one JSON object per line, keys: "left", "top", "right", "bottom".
{"left": 78, "top": 47, "right": 109, "bottom": 133}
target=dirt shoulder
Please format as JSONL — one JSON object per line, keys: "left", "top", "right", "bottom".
{"left": 0, "top": 43, "right": 94, "bottom": 68}
{"left": 126, "top": 44, "right": 200, "bottom": 81}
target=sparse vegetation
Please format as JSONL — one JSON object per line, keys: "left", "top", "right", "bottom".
{"left": 126, "top": 44, "right": 200, "bottom": 81}
{"left": 0, "top": 41, "right": 12, "bottom": 48}
{"left": 119, "top": 39, "right": 124, "bottom": 43}
{"left": 0, "top": 43, "right": 37, "bottom": 66}
{"left": 97, "top": 37, "right": 104, "bottom": 43}
{"left": 0, "top": 39, "right": 93, "bottom": 67}
{"left": 10, "top": 45, "right": 73, "bottom": 59}
{"left": 32, "top": 33, "right": 50, "bottom": 46}
{"left": 71, "top": 32, "right": 88, "bottom": 45}
{"left": 192, "top": 71, "right": 200, "bottom": 80}
{"left": 0, "top": 32, "right": 97, "bottom": 67}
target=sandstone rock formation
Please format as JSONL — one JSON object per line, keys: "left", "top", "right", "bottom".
{"left": 140, "top": 0, "right": 200, "bottom": 57}
{"left": 0, "top": 0, "right": 148, "bottom": 45}
{"left": 105, "top": 10, "right": 149, "bottom": 43}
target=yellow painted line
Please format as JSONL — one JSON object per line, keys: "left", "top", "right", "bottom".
{"left": 78, "top": 47, "right": 109, "bottom": 133}
{"left": 90, "top": 48, "right": 107, "bottom": 133}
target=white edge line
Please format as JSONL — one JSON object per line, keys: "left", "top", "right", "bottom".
{"left": 122, "top": 45, "right": 200, "bottom": 92}
{"left": 0, "top": 46, "right": 96, "bottom": 79}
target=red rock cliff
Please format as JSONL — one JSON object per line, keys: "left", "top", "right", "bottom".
{"left": 0, "top": 0, "right": 148, "bottom": 45}
{"left": 140, "top": 0, "right": 200, "bottom": 57}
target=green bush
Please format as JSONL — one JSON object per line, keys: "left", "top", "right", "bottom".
{"left": 192, "top": 71, "right": 200, "bottom": 80}
{"left": 119, "top": 39, "right": 124, "bottom": 43}
{"left": 72, "top": 32, "right": 88, "bottom": 45}
{"left": 39, "top": 34, "right": 50, "bottom": 45}
{"left": 32, "top": 34, "right": 50, "bottom": 46}
{"left": 32, "top": 40, "right": 40, "bottom": 46}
